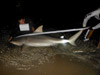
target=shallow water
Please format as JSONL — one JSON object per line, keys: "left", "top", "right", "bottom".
{"left": 0, "top": 54, "right": 99, "bottom": 75}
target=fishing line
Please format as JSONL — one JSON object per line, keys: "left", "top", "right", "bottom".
{"left": 16, "top": 27, "right": 89, "bottom": 38}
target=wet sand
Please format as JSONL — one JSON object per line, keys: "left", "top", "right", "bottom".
{"left": 0, "top": 54, "right": 99, "bottom": 75}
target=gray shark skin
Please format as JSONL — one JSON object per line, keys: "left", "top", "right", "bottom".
{"left": 10, "top": 35, "right": 67, "bottom": 47}
{"left": 10, "top": 30, "right": 83, "bottom": 47}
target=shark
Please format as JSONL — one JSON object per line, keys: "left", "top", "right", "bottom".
{"left": 10, "top": 25, "right": 83, "bottom": 47}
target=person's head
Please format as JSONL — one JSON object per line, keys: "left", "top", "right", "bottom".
{"left": 18, "top": 18, "right": 25, "bottom": 24}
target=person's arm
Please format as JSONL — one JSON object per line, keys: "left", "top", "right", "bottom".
{"left": 29, "top": 20, "right": 35, "bottom": 32}
{"left": 32, "top": 27, "right": 35, "bottom": 32}
{"left": 97, "top": 37, "right": 100, "bottom": 49}
{"left": 83, "top": 8, "right": 100, "bottom": 27}
{"left": 83, "top": 15, "right": 91, "bottom": 27}
{"left": 92, "top": 23, "right": 100, "bottom": 30}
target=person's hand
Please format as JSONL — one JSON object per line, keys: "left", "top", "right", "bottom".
{"left": 8, "top": 36, "right": 12, "bottom": 42}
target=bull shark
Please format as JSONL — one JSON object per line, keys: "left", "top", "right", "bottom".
{"left": 10, "top": 25, "right": 83, "bottom": 47}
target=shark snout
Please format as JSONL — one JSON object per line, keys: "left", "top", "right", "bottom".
{"left": 10, "top": 41, "right": 23, "bottom": 46}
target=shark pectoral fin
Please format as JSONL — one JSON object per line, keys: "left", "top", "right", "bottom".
{"left": 34, "top": 25, "right": 43, "bottom": 32}
{"left": 69, "top": 30, "right": 83, "bottom": 46}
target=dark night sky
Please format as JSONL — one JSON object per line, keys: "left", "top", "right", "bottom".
{"left": 1, "top": 1, "right": 100, "bottom": 30}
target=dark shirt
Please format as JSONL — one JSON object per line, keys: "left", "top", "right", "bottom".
{"left": 10, "top": 18, "right": 35, "bottom": 37}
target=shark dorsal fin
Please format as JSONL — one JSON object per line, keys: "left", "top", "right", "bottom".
{"left": 34, "top": 25, "right": 43, "bottom": 32}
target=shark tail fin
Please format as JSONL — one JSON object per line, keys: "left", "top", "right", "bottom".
{"left": 68, "top": 30, "right": 83, "bottom": 46}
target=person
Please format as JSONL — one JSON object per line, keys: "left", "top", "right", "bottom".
{"left": 8, "top": 16, "right": 35, "bottom": 42}
{"left": 83, "top": 8, "right": 100, "bottom": 49}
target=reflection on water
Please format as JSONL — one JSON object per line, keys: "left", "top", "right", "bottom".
{"left": 0, "top": 54, "right": 98, "bottom": 75}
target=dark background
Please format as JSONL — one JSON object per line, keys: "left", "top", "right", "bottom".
{"left": 0, "top": 1, "right": 100, "bottom": 30}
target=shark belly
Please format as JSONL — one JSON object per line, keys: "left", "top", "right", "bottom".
{"left": 24, "top": 42, "right": 55, "bottom": 47}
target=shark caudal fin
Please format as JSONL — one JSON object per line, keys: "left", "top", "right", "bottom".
{"left": 68, "top": 30, "right": 83, "bottom": 46}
